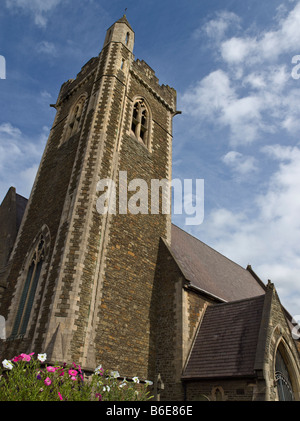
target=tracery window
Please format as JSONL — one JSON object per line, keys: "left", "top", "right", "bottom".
{"left": 131, "top": 98, "right": 150, "bottom": 147}
{"left": 275, "top": 348, "right": 295, "bottom": 401}
{"left": 63, "top": 95, "right": 86, "bottom": 142}
{"left": 11, "top": 235, "right": 45, "bottom": 338}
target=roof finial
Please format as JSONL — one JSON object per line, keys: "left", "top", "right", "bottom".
{"left": 124, "top": 8, "right": 127, "bottom": 15}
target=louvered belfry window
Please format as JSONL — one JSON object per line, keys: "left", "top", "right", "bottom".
{"left": 11, "top": 236, "right": 45, "bottom": 337}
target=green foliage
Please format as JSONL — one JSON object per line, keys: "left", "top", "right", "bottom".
{"left": 0, "top": 353, "right": 153, "bottom": 401}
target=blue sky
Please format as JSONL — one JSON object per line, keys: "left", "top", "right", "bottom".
{"left": 1, "top": 0, "right": 300, "bottom": 317}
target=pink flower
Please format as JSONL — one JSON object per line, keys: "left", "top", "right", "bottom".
{"left": 70, "top": 376, "right": 77, "bottom": 381}
{"left": 58, "top": 392, "right": 63, "bottom": 401}
{"left": 44, "top": 377, "right": 52, "bottom": 386}
{"left": 68, "top": 369, "right": 78, "bottom": 377}
{"left": 46, "top": 366, "right": 56, "bottom": 373}
{"left": 12, "top": 353, "right": 34, "bottom": 362}
{"left": 77, "top": 364, "right": 84, "bottom": 381}
{"left": 95, "top": 393, "right": 102, "bottom": 401}
{"left": 20, "top": 353, "right": 33, "bottom": 362}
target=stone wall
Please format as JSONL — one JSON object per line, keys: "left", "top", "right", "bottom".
{"left": 262, "top": 284, "right": 300, "bottom": 400}
{"left": 185, "top": 379, "right": 255, "bottom": 401}
{"left": 154, "top": 240, "right": 212, "bottom": 401}
{"left": 0, "top": 18, "right": 178, "bottom": 389}
{"left": 155, "top": 239, "right": 185, "bottom": 401}
{"left": 90, "top": 40, "right": 176, "bottom": 380}
{"left": 0, "top": 55, "right": 99, "bottom": 359}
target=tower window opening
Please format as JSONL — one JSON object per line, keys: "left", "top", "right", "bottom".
{"left": 131, "top": 99, "right": 149, "bottom": 147}
{"left": 131, "top": 121, "right": 137, "bottom": 134}
{"left": 125, "top": 32, "right": 130, "bottom": 46}
{"left": 62, "top": 95, "right": 87, "bottom": 144}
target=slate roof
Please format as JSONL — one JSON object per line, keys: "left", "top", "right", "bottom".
{"left": 182, "top": 294, "right": 266, "bottom": 379}
{"left": 170, "top": 224, "right": 266, "bottom": 302}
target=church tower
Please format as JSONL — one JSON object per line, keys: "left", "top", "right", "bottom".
{"left": 0, "top": 16, "right": 177, "bottom": 382}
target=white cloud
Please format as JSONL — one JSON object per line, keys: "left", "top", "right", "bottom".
{"left": 221, "top": 37, "right": 257, "bottom": 64}
{"left": 0, "top": 122, "right": 22, "bottom": 137}
{"left": 36, "top": 41, "right": 57, "bottom": 56}
{"left": 40, "top": 90, "right": 52, "bottom": 100}
{"left": 220, "top": 2, "right": 300, "bottom": 65}
{"left": 181, "top": 70, "right": 266, "bottom": 145}
{"left": 182, "top": 69, "right": 235, "bottom": 118}
{"left": 200, "top": 11, "right": 241, "bottom": 41}
{"left": 20, "top": 164, "right": 40, "bottom": 191}
{"left": 221, "top": 95, "right": 264, "bottom": 144}
{"left": 182, "top": 2, "right": 300, "bottom": 146}
{"left": 0, "top": 122, "right": 47, "bottom": 200}
{"left": 222, "top": 151, "right": 258, "bottom": 175}
{"left": 182, "top": 2, "right": 300, "bottom": 316}
{"left": 5, "top": 0, "right": 62, "bottom": 27}
{"left": 197, "top": 144, "right": 300, "bottom": 315}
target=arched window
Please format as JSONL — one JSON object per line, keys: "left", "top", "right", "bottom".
{"left": 131, "top": 98, "right": 150, "bottom": 148}
{"left": 11, "top": 235, "right": 45, "bottom": 338}
{"left": 63, "top": 95, "right": 86, "bottom": 143}
{"left": 275, "top": 347, "right": 295, "bottom": 401}
{"left": 215, "top": 388, "right": 223, "bottom": 401}
{"left": 211, "top": 386, "right": 225, "bottom": 401}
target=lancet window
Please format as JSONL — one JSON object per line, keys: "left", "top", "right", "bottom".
{"left": 131, "top": 98, "right": 150, "bottom": 147}
{"left": 11, "top": 235, "right": 45, "bottom": 337}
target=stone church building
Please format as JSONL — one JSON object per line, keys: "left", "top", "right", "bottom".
{"left": 1, "top": 16, "right": 300, "bottom": 401}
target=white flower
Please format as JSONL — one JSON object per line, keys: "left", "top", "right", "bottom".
{"left": 145, "top": 380, "right": 153, "bottom": 386}
{"left": 103, "top": 385, "right": 110, "bottom": 392}
{"left": 132, "top": 376, "right": 139, "bottom": 383}
{"left": 94, "top": 364, "right": 103, "bottom": 374}
{"left": 2, "top": 359, "right": 13, "bottom": 370}
{"left": 119, "top": 380, "right": 127, "bottom": 388}
{"left": 110, "top": 370, "right": 120, "bottom": 378}
{"left": 37, "top": 353, "right": 47, "bottom": 362}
